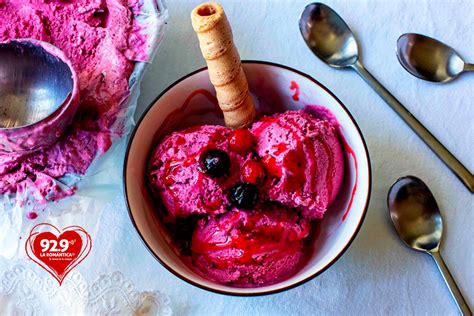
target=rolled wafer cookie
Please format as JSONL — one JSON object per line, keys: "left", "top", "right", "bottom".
{"left": 191, "top": 2, "right": 256, "bottom": 129}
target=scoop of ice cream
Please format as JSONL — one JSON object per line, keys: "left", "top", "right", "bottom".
{"left": 251, "top": 110, "right": 344, "bottom": 219}
{"left": 148, "top": 125, "right": 256, "bottom": 220}
{"left": 190, "top": 206, "right": 310, "bottom": 286}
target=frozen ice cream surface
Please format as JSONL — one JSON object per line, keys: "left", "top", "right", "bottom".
{"left": 148, "top": 108, "right": 345, "bottom": 287}
{"left": 148, "top": 125, "right": 254, "bottom": 220}
{"left": 191, "top": 206, "right": 310, "bottom": 285}
{"left": 251, "top": 110, "right": 344, "bottom": 219}
{"left": 0, "top": 0, "right": 147, "bottom": 201}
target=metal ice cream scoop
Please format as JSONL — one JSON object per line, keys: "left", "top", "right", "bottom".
{"left": 0, "top": 39, "right": 79, "bottom": 154}
{"left": 388, "top": 176, "right": 472, "bottom": 316}
{"left": 397, "top": 33, "right": 474, "bottom": 83}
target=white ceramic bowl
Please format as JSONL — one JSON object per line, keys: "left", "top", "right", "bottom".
{"left": 124, "top": 61, "right": 371, "bottom": 296}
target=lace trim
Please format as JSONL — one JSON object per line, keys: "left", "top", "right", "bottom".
{"left": 0, "top": 265, "right": 172, "bottom": 315}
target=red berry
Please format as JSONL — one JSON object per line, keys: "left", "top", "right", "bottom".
{"left": 229, "top": 129, "right": 254, "bottom": 154}
{"left": 242, "top": 160, "right": 266, "bottom": 184}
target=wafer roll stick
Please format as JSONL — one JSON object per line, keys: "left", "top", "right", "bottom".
{"left": 191, "top": 2, "right": 256, "bottom": 129}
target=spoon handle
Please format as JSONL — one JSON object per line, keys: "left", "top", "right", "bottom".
{"left": 430, "top": 251, "right": 472, "bottom": 315}
{"left": 351, "top": 61, "right": 474, "bottom": 193}
{"left": 464, "top": 63, "right": 474, "bottom": 72}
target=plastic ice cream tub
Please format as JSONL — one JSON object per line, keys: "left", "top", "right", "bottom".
{"left": 0, "top": 0, "right": 168, "bottom": 259}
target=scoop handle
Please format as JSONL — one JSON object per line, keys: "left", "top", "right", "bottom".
{"left": 430, "top": 251, "right": 472, "bottom": 316}
{"left": 464, "top": 63, "right": 474, "bottom": 72}
{"left": 351, "top": 60, "right": 474, "bottom": 193}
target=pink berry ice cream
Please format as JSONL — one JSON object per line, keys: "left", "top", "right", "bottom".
{"left": 0, "top": 0, "right": 148, "bottom": 202}
{"left": 191, "top": 205, "right": 311, "bottom": 286}
{"left": 148, "top": 126, "right": 256, "bottom": 220}
{"left": 148, "top": 109, "right": 345, "bottom": 286}
{"left": 251, "top": 110, "right": 344, "bottom": 219}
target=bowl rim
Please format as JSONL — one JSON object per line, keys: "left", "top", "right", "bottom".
{"left": 123, "top": 60, "right": 372, "bottom": 297}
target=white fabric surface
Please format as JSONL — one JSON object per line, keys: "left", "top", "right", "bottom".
{"left": 2, "top": 0, "right": 473, "bottom": 315}
{"left": 0, "top": 266, "right": 172, "bottom": 315}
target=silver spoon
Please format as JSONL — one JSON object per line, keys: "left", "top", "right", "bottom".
{"left": 299, "top": 3, "right": 474, "bottom": 193}
{"left": 0, "top": 39, "right": 79, "bottom": 154}
{"left": 388, "top": 176, "right": 472, "bottom": 315}
{"left": 397, "top": 33, "right": 474, "bottom": 83}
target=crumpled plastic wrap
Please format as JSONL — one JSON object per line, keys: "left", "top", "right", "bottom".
{"left": 0, "top": 0, "right": 168, "bottom": 259}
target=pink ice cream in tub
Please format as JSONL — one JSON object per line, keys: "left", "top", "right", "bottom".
{"left": 0, "top": 0, "right": 161, "bottom": 204}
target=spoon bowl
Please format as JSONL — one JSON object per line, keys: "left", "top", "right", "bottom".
{"left": 0, "top": 39, "right": 79, "bottom": 154}
{"left": 299, "top": 3, "right": 358, "bottom": 68}
{"left": 387, "top": 176, "right": 442, "bottom": 252}
{"left": 388, "top": 176, "right": 471, "bottom": 315}
{"left": 397, "top": 33, "right": 470, "bottom": 83}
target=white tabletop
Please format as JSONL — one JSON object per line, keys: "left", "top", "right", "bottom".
{"left": 2, "top": 0, "right": 473, "bottom": 314}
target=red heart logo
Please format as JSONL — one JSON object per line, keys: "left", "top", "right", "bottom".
{"left": 25, "top": 223, "right": 92, "bottom": 285}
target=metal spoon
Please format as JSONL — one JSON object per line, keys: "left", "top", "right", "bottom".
{"left": 299, "top": 3, "right": 474, "bottom": 193}
{"left": 397, "top": 33, "right": 473, "bottom": 83}
{"left": 388, "top": 176, "right": 472, "bottom": 315}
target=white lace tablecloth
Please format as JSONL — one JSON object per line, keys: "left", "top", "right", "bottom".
{"left": 1, "top": 0, "right": 473, "bottom": 315}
